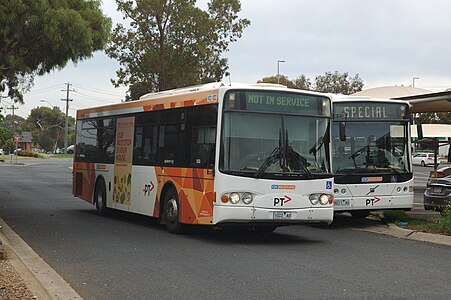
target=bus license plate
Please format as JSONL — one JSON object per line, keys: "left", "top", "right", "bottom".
{"left": 273, "top": 211, "right": 292, "bottom": 219}
{"left": 335, "top": 199, "right": 350, "bottom": 206}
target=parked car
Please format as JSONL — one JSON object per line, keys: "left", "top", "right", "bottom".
{"left": 412, "top": 152, "right": 435, "bottom": 166}
{"left": 427, "top": 166, "right": 451, "bottom": 185}
{"left": 424, "top": 174, "right": 451, "bottom": 214}
{"left": 66, "top": 145, "right": 74, "bottom": 154}
{"left": 0, "top": 148, "right": 4, "bottom": 155}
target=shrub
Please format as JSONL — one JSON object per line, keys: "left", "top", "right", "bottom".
{"left": 17, "top": 150, "right": 39, "bottom": 158}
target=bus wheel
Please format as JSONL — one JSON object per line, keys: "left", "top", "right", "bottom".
{"left": 350, "top": 210, "right": 370, "bottom": 219}
{"left": 95, "top": 179, "right": 108, "bottom": 216}
{"left": 254, "top": 226, "right": 277, "bottom": 233}
{"left": 164, "top": 189, "right": 184, "bottom": 234}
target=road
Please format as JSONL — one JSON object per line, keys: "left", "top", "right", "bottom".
{"left": 0, "top": 159, "right": 450, "bottom": 299}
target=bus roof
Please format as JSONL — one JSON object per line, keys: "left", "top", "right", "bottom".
{"left": 76, "top": 82, "right": 331, "bottom": 120}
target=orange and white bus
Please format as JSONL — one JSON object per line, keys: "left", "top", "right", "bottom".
{"left": 73, "top": 83, "right": 334, "bottom": 233}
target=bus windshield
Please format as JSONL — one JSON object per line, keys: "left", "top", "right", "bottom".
{"left": 220, "top": 112, "right": 331, "bottom": 179}
{"left": 332, "top": 121, "right": 411, "bottom": 174}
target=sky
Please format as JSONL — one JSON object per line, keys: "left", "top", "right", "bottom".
{"left": 4, "top": 0, "right": 451, "bottom": 119}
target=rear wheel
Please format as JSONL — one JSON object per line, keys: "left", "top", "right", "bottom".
{"left": 95, "top": 179, "right": 108, "bottom": 216}
{"left": 421, "top": 160, "right": 425, "bottom": 167}
{"left": 350, "top": 210, "right": 370, "bottom": 219}
{"left": 164, "top": 189, "right": 184, "bottom": 234}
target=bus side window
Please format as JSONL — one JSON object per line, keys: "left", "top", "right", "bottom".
{"left": 192, "top": 126, "right": 216, "bottom": 168}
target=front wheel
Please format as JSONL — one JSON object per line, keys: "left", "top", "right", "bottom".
{"left": 164, "top": 189, "right": 184, "bottom": 234}
{"left": 350, "top": 210, "right": 370, "bottom": 219}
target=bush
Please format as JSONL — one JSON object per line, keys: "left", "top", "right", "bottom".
{"left": 436, "top": 205, "right": 451, "bottom": 232}
{"left": 17, "top": 150, "right": 39, "bottom": 158}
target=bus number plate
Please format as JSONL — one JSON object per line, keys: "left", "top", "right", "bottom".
{"left": 273, "top": 211, "right": 292, "bottom": 219}
{"left": 334, "top": 199, "right": 350, "bottom": 206}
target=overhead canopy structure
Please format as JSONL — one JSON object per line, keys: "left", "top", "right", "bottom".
{"left": 395, "top": 91, "right": 451, "bottom": 113}
{"left": 352, "top": 86, "right": 451, "bottom": 113}
{"left": 411, "top": 124, "right": 451, "bottom": 138}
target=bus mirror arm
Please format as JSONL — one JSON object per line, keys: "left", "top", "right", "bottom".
{"left": 339, "top": 121, "right": 346, "bottom": 141}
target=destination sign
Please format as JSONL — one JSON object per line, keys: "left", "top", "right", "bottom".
{"left": 224, "top": 90, "right": 331, "bottom": 116}
{"left": 333, "top": 102, "right": 409, "bottom": 119}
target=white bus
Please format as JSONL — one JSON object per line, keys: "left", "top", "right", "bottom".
{"left": 331, "top": 96, "right": 413, "bottom": 218}
{"left": 73, "top": 83, "right": 334, "bottom": 233}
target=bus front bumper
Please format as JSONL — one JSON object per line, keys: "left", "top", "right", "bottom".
{"left": 213, "top": 205, "right": 333, "bottom": 225}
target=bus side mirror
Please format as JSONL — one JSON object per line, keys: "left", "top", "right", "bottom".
{"left": 417, "top": 123, "right": 423, "bottom": 140}
{"left": 339, "top": 122, "right": 346, "bottom": 141}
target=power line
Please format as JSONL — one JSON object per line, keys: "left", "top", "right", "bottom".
{"left": 72, "top": 83, "right": 126, "bottom": 97}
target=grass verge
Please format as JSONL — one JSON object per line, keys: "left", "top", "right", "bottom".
{"left": 383, "top": 208, "right": 451, "bottom": 236}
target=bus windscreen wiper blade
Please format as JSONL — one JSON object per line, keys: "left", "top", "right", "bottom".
{"left": 254, "top": 147, "right": 280, "bottom": 178}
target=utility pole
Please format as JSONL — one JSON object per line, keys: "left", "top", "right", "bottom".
{"left": 61, "top": 83, "right": 74, "bottom": 154}
{"left": 7, "top": 104, "right": 18, "bottom": 132}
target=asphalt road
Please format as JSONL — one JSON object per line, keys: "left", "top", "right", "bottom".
{"left": 0, "top": 159, "right": 450, "bottom": 299}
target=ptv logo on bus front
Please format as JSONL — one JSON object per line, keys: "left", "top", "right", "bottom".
{"left": 274, "top": 195, "right": 292, "bottom": 206}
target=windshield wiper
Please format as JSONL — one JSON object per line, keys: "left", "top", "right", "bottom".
{"left": 287, "top": 146, "right": 312, "bottom": 178}
{"left": 254, "top": 147, "right": 280, "bottom": 178}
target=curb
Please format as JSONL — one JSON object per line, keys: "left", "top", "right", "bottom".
{"left": 354, "top": 223, "right": 451, "bottom": 247}
{"left": 0, "top": 218, "right": 83, "bottom": 300}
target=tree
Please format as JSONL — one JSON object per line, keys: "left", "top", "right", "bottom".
{"left": 0, "top": 127, "right": 13, "bottom": 147}
{"left": 0, "top": 0, "right": 111, "bottom": 103}
{"left": 21, "top": 107, "right": 71, "bottom": 151}
{"left": 292, "top": 74, "right": 312, "bottom": 90}
{"left": 257, "top": 71, "right": 362, "bottom": 94}
{"left": 107, "top": 0, "right": 250, "bottom": 98}
{"left": 314, "top": 71, "right": 364, "bottom": 95}
{"left": 257, "top": 75, "right": 295, "bottom": 88}
{"left": 0, "top": 114, "right": 25, "bottom": 131}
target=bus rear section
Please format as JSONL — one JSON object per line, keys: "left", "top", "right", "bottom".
{"left": 331, "top": 98, "right": 413, "bottom": 218}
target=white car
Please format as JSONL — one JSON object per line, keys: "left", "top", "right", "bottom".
{"left": 412, "top": 152, "right": 435, "bottom": 166}
{"left": 66, "top": 145, "right": 74, "bottom": 154}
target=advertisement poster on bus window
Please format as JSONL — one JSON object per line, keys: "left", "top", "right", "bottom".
{"left": 114, "top": 117, "right": 135, "bottom": 206}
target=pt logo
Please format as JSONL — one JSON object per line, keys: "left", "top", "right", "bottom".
{"left": 365, "top": 196, "right": 381, "bottom": 206}
{"left": 274, "top": 195, "right": 292, "bottom": 206}
{"left": 143, "top": 181, "right": 154, "bottom": 196}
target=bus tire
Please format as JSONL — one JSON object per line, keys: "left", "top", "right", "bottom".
{"left": 94, "top": 179, "right": 108, "bottom": 216}
{"left": 164, "top": 189, "right": 184, "bottom": 234}
{"left": 350, "top": 210, "right": 370, "bottom": 219}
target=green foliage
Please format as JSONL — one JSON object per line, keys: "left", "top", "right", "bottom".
{"left": 2, "top": 139, "right": 15, "bottom": 154}
{"left": 0, "top": 126, "right": 13, "bottom": 145}
{"left": 383, "top": 210, "right": 451, "bottom": 235}
{"left": 21, "top": 106, "right": 72, "bottom": 151}
{"left": 258, "top": 71, "right": 364, "bottom": 95}
{"left": 107, "top": 0, "right": 250, "bottom": 96}
{"left": 17, "top": 149, "right": 39, "bottom": 158}
{"left": 314, "top": 71, "right": 364, "bottom": 95}
{"left": 257, "top": 76, "right": 296, "bottom": 88}
{"left": 0, "top": 0, "right": 112, "bottom": 103}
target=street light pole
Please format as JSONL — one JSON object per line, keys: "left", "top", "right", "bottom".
{"left": 40, "top": 99, "right": 56, "bottom": 108}
{"left": 412, "top": 76, "right": 420, "bottom": 87}
{"left": 277, "top": 60, "right": 286, "bottom": 84}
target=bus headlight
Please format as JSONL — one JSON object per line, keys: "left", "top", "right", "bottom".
{"left": 319, "top": 194, "right": 330, "bottom": 205}
{"left": 242, "top": 193, "right": 253, "bottom": 204}
{"left": 309, "top": 194, "right": 319, "bottom": 205}
{"left": 229, "top": 192, "right": 240, "bottom": 204}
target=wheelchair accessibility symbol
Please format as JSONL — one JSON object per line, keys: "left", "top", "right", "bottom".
{"left": 326, "top": 181, "right": 332, "bottom": 189}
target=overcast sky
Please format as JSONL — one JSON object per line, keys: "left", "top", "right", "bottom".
{"left": 7, "top": 0, "right": 451, "bottom": 118}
